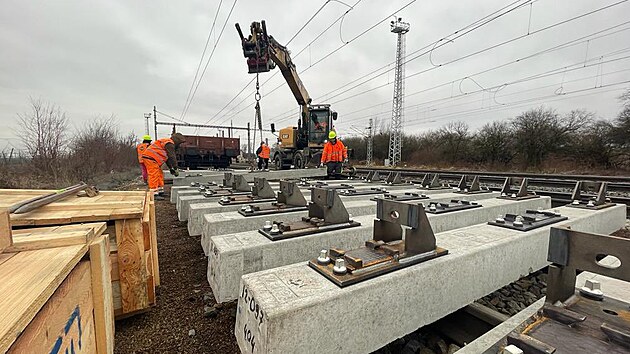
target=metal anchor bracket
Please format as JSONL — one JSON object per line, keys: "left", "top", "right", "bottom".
{"left": 276, "top": 180, "right": 307, "bottom": 206}
{"left": 238, "top": 180, "right": 308, "bottom": 216}
{"left": 496, "top": 227, "right": 630, "bottom": 353}
{"left": 419, "top": 173, "right": 450, "bottom": 190}
{"left": 384, "top": 172, "right": 403, "bottom": 185}
{"left": 223, "top": 172, "right": 234, "bottom": 187}
{"left": 258, "top": 187, "right": 361, "bottom": 240}
{"left": 252, "top": 177, "right": 275, "bottom": 198}
{"left": 309, "top": 198, "right": 448, "bottom": 287}
{"left": 568, "top": 181, "right": 614, "bottom": 210}
{"left": 498, "top": 177, "right": 538, "bottom": 200}
{"left": 367, "top": 171, "right": 381, "bottom": 183}
{"left": 232, "top": 175, "right": 252, "bottom": 192}
{"left": 455, "top": 175, "right": 491, "bottom": 194}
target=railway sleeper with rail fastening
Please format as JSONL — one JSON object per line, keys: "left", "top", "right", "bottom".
{"left": 258, "top": 188, "right": 360, "bottom": 241}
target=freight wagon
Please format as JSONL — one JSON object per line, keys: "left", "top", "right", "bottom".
{"left": 176, "top": 135, "right": 240, "bottom": 169}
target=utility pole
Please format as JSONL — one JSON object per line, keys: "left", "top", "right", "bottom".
{"left": 388, "top": 18, "right": 410, "bottom": 166}
{"left": 247, "top": 122, "right": 251, "bottom": 155}
{"left": 153, "top": 106, "right": 158, "bottom": 139}
{"left": 144, "top": 113, "right": 151, "bottom": 135}
{"left": 366, "top": 117, "right": 373, "bottom": 166}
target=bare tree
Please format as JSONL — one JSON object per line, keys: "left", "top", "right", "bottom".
{"left": 473, "top": 121, "right": 515, "bottom": 166}
{"left": 437, "top": 121, "right": 470, "bottom": 163}
{"left": 16, "top": 97, "right": 69, "bottom": 181}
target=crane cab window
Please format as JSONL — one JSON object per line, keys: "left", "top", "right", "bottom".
{"left": 309, "top": 110, "right": 329, "bottom": 144}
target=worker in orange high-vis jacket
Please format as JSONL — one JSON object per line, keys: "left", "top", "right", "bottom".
{"left": 256, "top": 141, "right": 270, "bottom": 170}
{"left": 136, "top": 135, "right": 152, "bottom": 184}
{"left": 320, "top": 130, "right": 347, "bottom": 179}
{"left": 142, "top": 132, "right": 186, "bottom": 199}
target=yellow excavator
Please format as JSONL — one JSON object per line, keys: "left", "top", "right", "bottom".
{"left": 236, "top": 20, "right": 339, "bottom": 169}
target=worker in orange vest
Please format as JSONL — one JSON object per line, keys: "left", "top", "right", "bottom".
{"left": 141, "top": 132, "right": 186, "bottom": 199}
{"left": 320, "top": 130, "right": 347, "bottom": 179}
{"left": 256, "top": 141, "right": 270, "bottom": 170}
{"left": 136, "top": 135, "right": 152, "bottom": 184}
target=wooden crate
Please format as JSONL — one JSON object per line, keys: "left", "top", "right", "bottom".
{"left": 0, "top": 189, "right": 159, "bottom": 318}
{"left": 0, "top": 219, "right": 114, "bottom": 354}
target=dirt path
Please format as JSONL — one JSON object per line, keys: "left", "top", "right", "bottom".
{"left": 114, "top": 192, "right": 239, "bottom": 353}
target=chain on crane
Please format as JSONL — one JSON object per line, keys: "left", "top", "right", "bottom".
{"left": 254, "top": 72, "right": 263, "bottom": 141}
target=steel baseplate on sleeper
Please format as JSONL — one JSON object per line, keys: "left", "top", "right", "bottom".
{"left": 417, "top": 173, "right": 451, "bottom": 190}
{"left": 308, "top": 183, "right": 355, "bottom": 191}
{"left": 238, "top": 180, "right": 308, "bottom": 216}
{"left": 190, "top": 181, "right": 217, "bottom": 188}
{"left": 568, "top": 181, "right": 615, "bottom": 210}
{"left": 218, "top": 177, "right": 276, "bottom": 205}
{"left": 338, "top": 187, "right": 387, "bottom": 196}
{"left": 425, "top": 199, "right": 481, "bottom": 214}
{"left": 308, "top": 198, "right": 448, "bottom": 287}
{"left": 453, "top": 175, "right": 492, "bottom": 194}
{"left": 258, "top": 187, "right": 360, "bottom": 241}
{"left": 496, "top": 227, "right": 630, "bottom": 353}
{"left": 364, "top": 170, "right": 382, "bottom": 183}
{"left": 488, "top": 209, "right": 567, "bottom": 231}
{"left": 371, "top": 192, "right": 429, "bottom": 202}
{"left": 497, "top": 177, "right": 539, "bottom": 201}
{"left": 204, "top": 174, "right": 252, "bottom": 197}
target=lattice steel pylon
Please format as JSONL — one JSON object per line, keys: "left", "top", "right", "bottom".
{"left": 388, "top": 18, "right": 410, "bottom": 166}
{"left": 366, "top": 117, "right": 373, "bottom": 166}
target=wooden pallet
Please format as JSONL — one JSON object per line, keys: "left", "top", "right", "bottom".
{"left": 0, "top": 215, "right": 114, "bottom": 354}
{"left": 0, "top": 189, "right": 159, "bottom": 319}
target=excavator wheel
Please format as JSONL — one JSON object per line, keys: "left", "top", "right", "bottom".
{"left": 293, "top": 152, "right": 304, "bottom": 169}
{"left": 273, "top": 154, "right": 289, "bottom": 170}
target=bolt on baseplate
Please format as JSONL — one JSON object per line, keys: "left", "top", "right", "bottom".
{"left": 317, "top": 250, "right": 330, "bottom": 265}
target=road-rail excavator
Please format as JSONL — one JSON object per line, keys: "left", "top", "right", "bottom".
{"left": 236, "top": 20, "right": 340, "bottom": 169}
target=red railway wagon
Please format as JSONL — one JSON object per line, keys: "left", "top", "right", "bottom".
{"left": 176, "top": 135, "right": 240, "bottom": 169}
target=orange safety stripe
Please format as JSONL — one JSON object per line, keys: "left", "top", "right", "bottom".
{"left": 142, "top": 138, "right": 174, "bottom": 165}
{"left": 321, "top": 140, "right": 347, "bottom": 163}
{"left": 136, "top": 143, "right": 149, "bottom": 163}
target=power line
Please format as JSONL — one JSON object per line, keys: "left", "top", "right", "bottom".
{"left": 271, "top": 0, "right": 629, "bottom": 125}
{"left": 267, "top": 0, "right": 531, "bottom": 123}
{"left": 341, "top": 53, "right": 630, "bottom": 126}
{"left": 180, "top": 0, "right": 224, "bottom": 120}
{"left": 335, "top": 22, "right": 630, "bottom": 120}
{"left": 181, "top": 0, "right": 238, "bottom": 121}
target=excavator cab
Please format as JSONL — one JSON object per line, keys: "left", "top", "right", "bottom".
{"left": 236, "top": 21, "right": 276, "bottom": 74}
{"left": 306, "top": 105, "right": 336, "bottom": 146}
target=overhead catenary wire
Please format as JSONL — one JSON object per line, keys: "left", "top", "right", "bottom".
{"left": 270, "top": 0, "right": 629, "bottom": 125}
{"left": 180, "top": 0, "right": 224, "bottom": 120}
{"left": 180, "top": 0, "right": 238, "bottom": 122}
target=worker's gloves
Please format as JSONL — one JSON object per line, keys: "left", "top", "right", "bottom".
{"left": 170, "top": 168, "right": 179, "bottom": 177}
{"left": 344, "top": 159, "right": 349, "bottom": 164}
{"left": 319, "top": 163, "right": 325, "bottom": 168}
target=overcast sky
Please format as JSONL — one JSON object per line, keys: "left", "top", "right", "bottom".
{"left": 1, "top": 0, "right": 629, "bottom": 150}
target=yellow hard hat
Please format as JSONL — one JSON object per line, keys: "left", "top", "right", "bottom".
{"left": 142, "top": 135, "right": 152, "bottom": 141}
{"left": 328, "top": 131, "right": 337, "bottom": 139}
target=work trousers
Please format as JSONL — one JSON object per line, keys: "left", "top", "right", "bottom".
{"left": 258, "top": 157, "right": 269, "bottom": 170}
{"left": 139, "top": 162, "right": 148, "bottom": 183}
{"left": 144, "top": 158, "right": 164, "bottom": 190}
{"left": 326, "top": 161, "right": 342, "bottom": 178}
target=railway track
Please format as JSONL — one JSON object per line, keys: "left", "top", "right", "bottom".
{"left": 355, "top": 166, "right": 630, "bottom": 213}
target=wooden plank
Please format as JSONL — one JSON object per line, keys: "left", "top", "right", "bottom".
{"left": 0, "top": 244, "right": 88, "bottom": 352}
{"left": 145, "top": 250, "right": 155, "bottom": 306}
{"left": 149, "top": 196, "right": 160, "bottom": 287}
{"left": 114, "top": 219, "right": 148, "bottom": 313}
{"left": 7, "top": 223, "right": 106, "bottom": 252}
{"left": 0, "top": 209, "right": 11, "bottom": 253}
{"left": 0, "top": 252, "right": 17, "bottom": 266}
{"left": 89, "top": 235, "right": 114, "bottom": 354}
{"left": 112, "top": 281, "right": 122, "bottom": 317}
{"left": 141, "top": 197, "right": 151, "bottom": 251}
{"left": 8, "top": 261, "right": 97, "bottom": 354}
{"left": 109, "top": 253, "right": 120, "bottom": 281}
